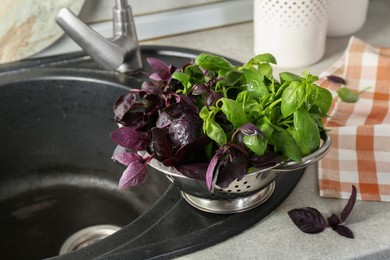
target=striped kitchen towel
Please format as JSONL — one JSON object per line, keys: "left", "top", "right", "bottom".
{"left": 318, "top": 36, "right": 390, "bottom": 201}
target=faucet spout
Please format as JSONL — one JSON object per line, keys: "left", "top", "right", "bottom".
{"left": 56, "top": 1, "right": 142, "bottom": 73}
{"left": 113, "top": 0, "right": 133, "bottom": 37}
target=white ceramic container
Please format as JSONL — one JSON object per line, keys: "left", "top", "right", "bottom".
{"left": 327, "top": 0, "right": 369, "bottom": 37}
{"left": 254, "top": 0, "right": 328, "bottom": 68}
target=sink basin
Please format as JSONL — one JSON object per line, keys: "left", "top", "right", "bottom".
{"left": 0, "top": 46, "right": 304, "bottom": 260}
{"left": 0, "top": 61, "right": 171, "bottom": 259}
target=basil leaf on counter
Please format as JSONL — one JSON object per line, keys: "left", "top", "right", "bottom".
{"left": 288, "top": 185, "right": 357, "bottom": 239}
{"left": 288, "top": 207, "right": 328, "bottom": 234}
{"left": 337, "top": 86, "right": 370, "bottom": 103}
{"left": 327, "top": 75, "right": 347, "bottom": 85}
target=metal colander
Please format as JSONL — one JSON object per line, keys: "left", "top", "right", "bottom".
{"left": 148, "top": 133, "right": 331, "bottom": 214}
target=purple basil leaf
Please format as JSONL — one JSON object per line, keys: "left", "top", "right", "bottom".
{"left": 141, "top": 81, "right": 164, "bottom": 95}
{"left": 167, "top": 93, "right": 181, "bottom": 105}
{"left": 156, "top": 112, "right": 172, "bottom": 128}
{"left": 216, "top": 151, "right": 248, "bottom": 188}
{"left": 327, "top": 213, "right": 341, "bottom": 228}
{"left": 110, "top": 127, "right": 151, "bottom": 151}
{"left": 250, "top": 151, "right": 283, "bottom": 168}
{"left": 112, "top": 147, "right": 144, "bottom": 166}
{"left": 128, "top": 108, "right": 158, "bottom": 132}
{"left": 327, "top": 75, "right": 347, "bottom": 85}
{"left": 164, "top": 96, "right": 196, "bottom": 118}
{"left": 164, "top": 102, "right": 183, "bottom": 118}
{"left": 175, "top": 163, "right": 208, "bottom": 181}
{"left": 332, "top": 224, "right": 354, "bottom": 239}
{"left": 147, "top": 58, "right": 172, "bottom": 82}
{"left": 112, "top": 145, "right": 127, "bottom": 160}
{"left": 206, "top": 91, "right": 223, "bottom": 108}
{"left": 180, "top": 94, "right": 199, "bottom": 115}
{"left": 168, "top": 116, "right": 203, "bottom": 149}
{"left": 340, "top": 185, "right": 357, "bottom": 223}
{"left": 288, "top": 207, "right": 328, "bottom": 234}
{"left": 118, "top": 161, "right": 148, "bottom": 189}
{"left": 207, "top": 77, "right": 223, "bottom": 87}
{"left": 175, "top": 93, "right": 182, "bottom": 103}
{"left": 191, "top": 83, "right": 209, "bottom": 95}
{"left": 119, "top": 111, "right": 145, "bottom": 128}
{"left": 206, "top": 153, "right": 220, "bottom": 191}
{"left": 214, "top": 111, "right": 234, "bottom": 133}
{"left": 113, "top": 92, "right": 137, "bottom": 121}
{"left": 143, "top": 95, "right": 164, "bottom": 113}
{"left": 238, "top": 123, "right": 264, "bottom": 138}
{"left": 168, "top": 64, "right": 177, "bottom": 75}
{"left": 174, "top": 135, "right": 211, "bottom": 164}
{"left": 150, "top": 127, "right": 173, "bottom": 164}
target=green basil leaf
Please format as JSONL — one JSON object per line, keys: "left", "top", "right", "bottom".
{"left": 204, "top": 118, "right": 227, "bottom": 146}
{"left": 269, "top": 128, "right": 301, "bottom": 162}
{"left": 257, "top": 63, "right": 273, "bottom": 78}
{"left": 247, "top": 103, "right": 264, "bottom": 119}
{"left": 279, "top": 72, "right": 301, "bottom": 83}
{"left": 291, "top": 108, "right": 320, "bottom": 156}
{"left": 220, "top": 69, "right": 244, "bottom": 86}
{"left": 236, "top": 90, "right": 251, "bottom": 103}
{"left": 236, "top": 91, "right": 262, "bottom": 117}
{"left": 199, "top": 106, "right": 227, "bottom": 146}
{"left": 302, "top": 71, "right": 319, "bottom": 83}
{"left": 243, "top": 135, "right": 267, "bottom": 156}
{"left": 268, "top": 106, "right": 283, "bottom": 125}
{"left": 172, "top": 72, "right": 190, "bottom": 91}
{"left": 219, "top": 98, "right": 248, "bottom": 128}
{"left": 267, "top": 78, "right": 277, "bottom": 94}
{"left": 195, "top": 53, "right": 233, "bottom": 71}
{"left": 259, "top": 118, "right": 274, "bottom": 139}
{"left": 243, "top": 68, "right": 269, "bottom": 98}
{"left": 310, "top": 113, "right": 326, "bottom": 132}
{"left": 259, "top": 93, "right": 273, "bottom": 108}
{"left": 337, "top": 87, "right": 359, "bottom": 103}
{"left": 248, "top": 53, "right": 277, "bottom": 65}
{"left": 313, "top": 86, "right": 333, "bottom": 115}
{"left": 274, "top": 81, "right": 290, "bottom": 99}
{"left": 184, "top": 64, "right": 204, "bottom": 82}
{"left": 172, "top": 64, "right": 205, "bottom": 94}
{"left": 199, "top": 105, "right": 211, "bottom": 119}
{"left": 305, "top": 83, "right": 319, "bottom": 110}
{"left": 281, "top": 81, "right": 305, "bottom": 118}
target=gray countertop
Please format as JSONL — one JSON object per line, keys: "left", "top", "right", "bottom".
{"left": 142, "top": 1, "right": 390, "bottom": 259}
{"left": 32, "top": 0, "right": 390, "bottom": 259}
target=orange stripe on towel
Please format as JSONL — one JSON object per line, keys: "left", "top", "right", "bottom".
{"left": 356, "top": 126, "right": 381, "bottom": 200}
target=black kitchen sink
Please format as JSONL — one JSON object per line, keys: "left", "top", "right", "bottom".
{"left": 0, "top": 46, "right": 304, "bottom": 260}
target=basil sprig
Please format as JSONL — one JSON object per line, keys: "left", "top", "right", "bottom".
{"left": 188, "top": 54, "right": 332, "bottom": 163}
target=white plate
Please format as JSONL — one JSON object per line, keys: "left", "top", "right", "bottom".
{"left": 0, "top": 0, "right": 84, "bottom": 64}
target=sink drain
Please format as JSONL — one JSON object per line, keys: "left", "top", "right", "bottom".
{"left": 59, "top": 225, "right": 121, "bottom": 255}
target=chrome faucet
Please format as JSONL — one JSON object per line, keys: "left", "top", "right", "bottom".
{"left": 56, "top": 0, "right": 143, "bottom": 73}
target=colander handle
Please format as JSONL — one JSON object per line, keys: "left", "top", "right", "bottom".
{"left": 271, "top": 132, "right": 332, "bottom": 172}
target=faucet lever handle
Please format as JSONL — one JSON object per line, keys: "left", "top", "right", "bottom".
{"left": 56, "top": 0, "right": 142, "bottom": 73}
